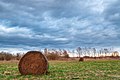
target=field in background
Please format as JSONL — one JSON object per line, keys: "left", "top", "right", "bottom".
{"left": 0, "top": 60, "right": 120, "bottom": 80}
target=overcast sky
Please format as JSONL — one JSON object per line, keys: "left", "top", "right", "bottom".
{"left": 0, "top": 0, "right": 120, "bottom": 53}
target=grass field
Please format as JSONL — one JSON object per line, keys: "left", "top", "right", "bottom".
{"left": 0, "top": 60, "right": 120, "bottom": 80}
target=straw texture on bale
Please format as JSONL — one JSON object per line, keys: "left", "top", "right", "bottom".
{"left": 18, "top": 51, "right": 48, "bottom": 75}
{"left": 79, "top": 57, "right": 84, "bottom": 61}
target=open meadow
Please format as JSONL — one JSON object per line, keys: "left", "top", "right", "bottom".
{"left": 0, "top": 60, "right": 120, "bottom": 80}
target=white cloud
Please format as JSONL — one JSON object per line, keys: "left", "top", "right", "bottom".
{"left": 54, "top": 38, "right": 68, "bottom": 41}
{"left": 0, "top": 24, "right": 33, "bottom": 38}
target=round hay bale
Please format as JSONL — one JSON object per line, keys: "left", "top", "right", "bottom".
{"left": 79, "top": 57, "right": 84, "bottom": 62}
{"left": 18, "top": 51, "right": 48, "bottom": 75}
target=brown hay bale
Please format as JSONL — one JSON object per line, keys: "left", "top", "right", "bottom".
{"left": 18, "top": 51, "right": 48, "bottom": 75}
{"left": 79, "top": 57, "right": 84, "bottom": 62}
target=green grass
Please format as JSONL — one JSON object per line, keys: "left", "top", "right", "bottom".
{"left": 0, "top": 60, "right": 120, "bottom": 80}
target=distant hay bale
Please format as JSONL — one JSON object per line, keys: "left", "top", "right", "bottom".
{"left": 18, "top": 51, "right": 48, "bottom": 75}
{"left": 79, "top": 57, "right": 84, "bottom": 62}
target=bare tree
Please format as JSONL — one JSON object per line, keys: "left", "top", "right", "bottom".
{"left": 87, "top": 47, "right": 91, "bottom": 57}
{"left": 76, "top": 47, "right": 82, "bottom": 57}
{"left": 93, "top": 48, "right": 96, "bottom": 57}
{"left": 72, "top": 50, "right": 75, "bottom": 57}
{"left": 63, "top": 50, "right": 69, "bottom": 58}
{"left": 104, "top": 49, "right": 109, "bottom": 57}
{"left": 44, "top": 48, "right": 48, "bottom": 55}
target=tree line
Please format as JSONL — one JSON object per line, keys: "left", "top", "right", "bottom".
{"left": 0, "top": 51, "right": 23, "bottom": 61}
{"left": 76, "top": 47, "right": 119, "bottom": 58}
{"left": 44, "top": 47, "right": 119, "bottom": 60}
{"left": 0, "top": 47, "right": 119, "bottom": 61}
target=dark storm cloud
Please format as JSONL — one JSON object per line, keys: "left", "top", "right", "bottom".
{"left": 0, "top": 0, "right": 120, "bottom": 52}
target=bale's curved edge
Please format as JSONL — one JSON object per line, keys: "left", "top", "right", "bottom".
{"left": 18, "top": 51, "right": 49, "bottom": 75}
